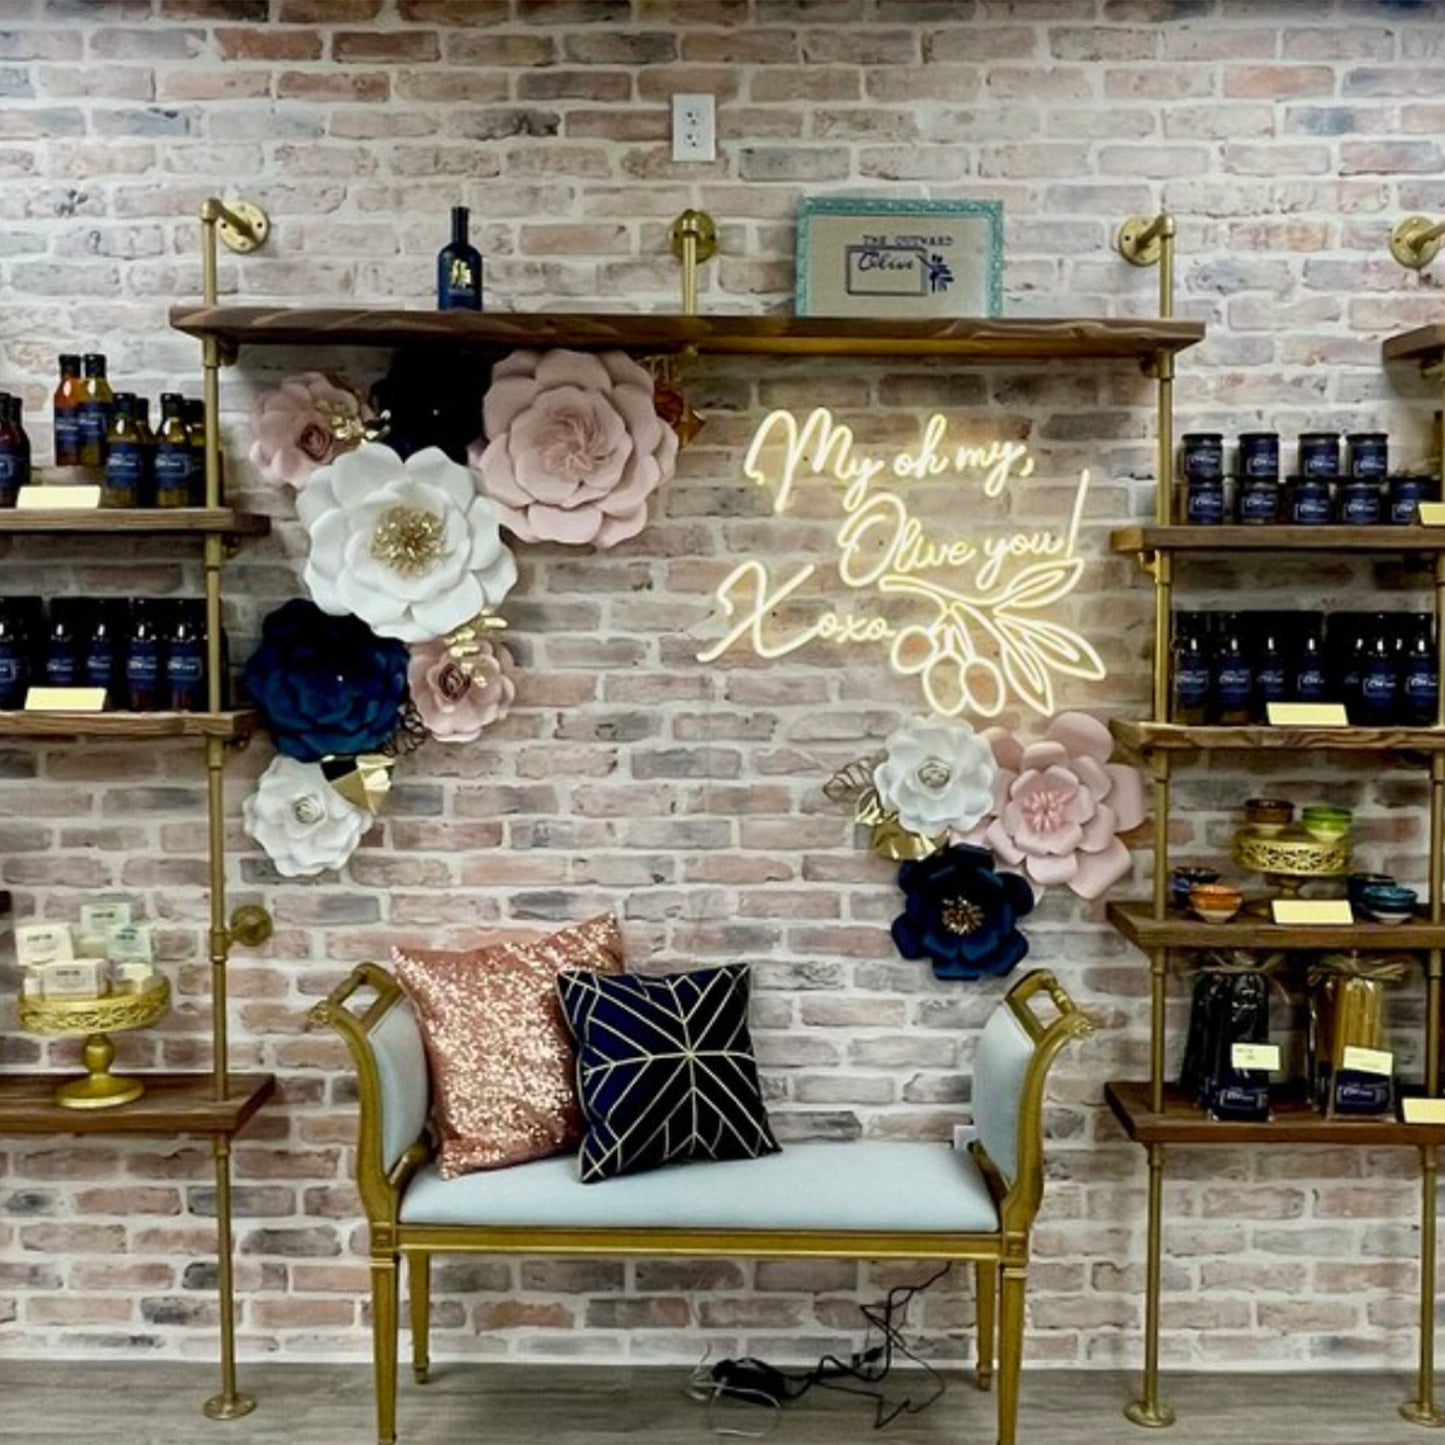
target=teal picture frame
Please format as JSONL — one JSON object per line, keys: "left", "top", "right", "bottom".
{"left": 795, "top": 198, "right": 1004, "bottom": 319}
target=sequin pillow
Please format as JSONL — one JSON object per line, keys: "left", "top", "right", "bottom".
{"left": 394, "top": 914, "right": 625, "bottom": 1179}
{"left": 557, "top": 963, "right": 780, "bottom": 1184}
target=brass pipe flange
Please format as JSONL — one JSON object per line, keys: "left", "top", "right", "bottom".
{"left": 1391, "top": 215, "right": 1445, "bottom": 272}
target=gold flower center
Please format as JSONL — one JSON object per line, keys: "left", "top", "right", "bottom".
{"left": 917, "top": 757, "right": 953, "bottom": 790}
{"left": 940, "top": 897, "right": 985, "bottom": 936}
{"left": 372, "top": 505, "right": 446, "bottom": 576}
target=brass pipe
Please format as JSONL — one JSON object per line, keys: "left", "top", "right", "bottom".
{"left": 1125, "top": 1143, "right": 1176, "bottom": 1429}
{"left": 669, "top": 209, "right": 717, "bottom": 317}
{"left": 1151, "top": 551, "right": 1173, "bottom": 724}
{"left": 207, "top": 735, "right": 229, "bottom": 1101}
{"left": 1401, "top": 1149, "right": 1445, "bottom": 1426}
{"left": 202, "top": 1136, "right": 256, "bottom": 1421}
{"left": 1150, "top": 759, "right": 1170, "bottom": 1117}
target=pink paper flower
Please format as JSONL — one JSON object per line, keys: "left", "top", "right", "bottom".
{"left": 469, "top": 348, "right": 679, "bottom": 549}
{"left": 407, "top": 636, "right": 516, "bottom": 744}
{"left": 250, "top": 371, "right": 373, "bottom": 489}
{"left": 966, "top": 712, "right": 1146, "bottom": 900}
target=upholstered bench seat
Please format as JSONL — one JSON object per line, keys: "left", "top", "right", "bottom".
{"left": 399, "top": 1141, "right": 999, "bottom": 1232}
{"left": 314, "top": 965, "right": 1090, "bottom": 1445}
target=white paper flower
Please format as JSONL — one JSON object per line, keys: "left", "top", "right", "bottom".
{"left": 296, "top": 442, "right": 517, "bottom": 644}
{"left": 873, "top": 716, "right": 998, "bottom": 838}
{"left": 242, "top": 755, "right": 370, "bottom": 878}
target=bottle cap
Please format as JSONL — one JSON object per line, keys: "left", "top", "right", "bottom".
{"left": 160, "top": 392, "right": 183, "bottom": 407}
{"left": 59, "top": 354, "right": 81, "bottom": 369}
{"left": 82, "top": 353, "right": 107, "bottom": 375}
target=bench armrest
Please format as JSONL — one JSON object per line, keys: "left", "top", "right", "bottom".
{"left": 309, "top": 962, "right": 432, "bottom": 1227}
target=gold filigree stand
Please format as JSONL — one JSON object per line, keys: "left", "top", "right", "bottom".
{"left": 20, "top": 979, "right": 170, "bottom": 1110}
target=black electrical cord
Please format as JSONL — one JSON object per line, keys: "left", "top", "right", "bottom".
{"left": 703, "top": 1260, "right": 954, "bottom": 1431}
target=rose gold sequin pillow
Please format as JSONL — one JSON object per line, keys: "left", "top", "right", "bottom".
{"left": 393, "top": 914, "right": 625, "bottom": 1179}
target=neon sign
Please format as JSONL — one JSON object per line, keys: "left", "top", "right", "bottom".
{"left": 697, "top": 407, "right": 1105, "bottom": 718}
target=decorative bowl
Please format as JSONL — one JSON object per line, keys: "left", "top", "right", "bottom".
{"left": 1244, "top": 797, "right": 1294, "bottom": 836}
{"left": 1171, "top": 865, "right": 1220, "bottom": 910}
{"left": 1189, "top": 881, "right": 1243, "bottom": 924}
{"left": 1348, "top": 872, "right": 1395, "bottom": 910}
{"left": 1301, "top": 805, "right": 1352, "bottom": 843}
{"left": 1360, "top": 883, "right": 1418, "bottom": 926}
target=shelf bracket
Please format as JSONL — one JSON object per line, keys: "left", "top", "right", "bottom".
{"left": 669, "top": 208, "right": 717, "bottom": 316}
{"left": 1391, "top": 215, "right": 1445, "bottom": 273}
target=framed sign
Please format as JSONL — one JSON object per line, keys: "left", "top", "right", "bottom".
{"left": 795, "top": 198, "right": 1003, "bottom": 319}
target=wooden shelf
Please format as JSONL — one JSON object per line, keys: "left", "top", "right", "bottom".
{"left": 167, "top": 306, "right": 1206, "bottom": 364}
{"left": 0, "top": 710, "right": 257, "bottom": 740}
{"left": 1107, "top": 899, "right": 1445, "bottom": 952}
{"left": 0, "top": 1072, "right": 274, "bottom": 1136}
{"left": 0, "top": 507, "right": 269, "bottom": 538}
{"left": 1383, "top": 324, "right": 1445, "bottom": 369}
{"left": 1106, "top": 1080, "right": 1445, "bottom": 1146}
{"left": 1111, "top": 523, "right": 1445, "bottom": 554}
{"left": 1110, "top": 718, "right": 1445, "bottom": 755}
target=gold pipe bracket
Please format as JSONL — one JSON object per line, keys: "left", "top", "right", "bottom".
{"left": 203, "top": 197, "right": 270, "bottom": 256}
{"left": 669, "top": 208, "right": 717, "bottom": 316}
{"left": 1391, "top": 215, "right": 1445, "bottom": 272}
{"left": 1116, "top": 212, "right": 1173, "bottom": 269}
{"left": 228, "top": 904, "right": 274, "bottom": 950}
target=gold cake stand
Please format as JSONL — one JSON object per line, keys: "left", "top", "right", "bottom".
{"left": 1233, "top": 827, "right": 1349, "bottom": 907}
{"left": 18, "top": 977, "right": 170, "bottom": 1109}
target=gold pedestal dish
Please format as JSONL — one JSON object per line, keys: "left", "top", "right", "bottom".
{"left": 19, "top": 977, "right": 170, "bottom": 1110}
{"left": 1233, "top": 827, "right": 1349, "bottom": 901}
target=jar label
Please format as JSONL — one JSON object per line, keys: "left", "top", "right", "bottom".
{"left": 1216, "top": 665, "right": 1251, "bottom": 703}
{"left": 1405, "top": 669, "right": 1439, "bottom": 702}
{"left": 105, "top": 444, "right": 144, "bottom": 483}
{"left": 77, "top": 402, "right": 109, "bottom": 445}
{"left": 1362, "top": 669, "right": 1397, "bottom": 701}
{"left": 1342, "top": 495, "right": 1380, "bottom": 524}
{"left": 167, "top": 654, "right": 203, "bottom": 683}
{"left": 0, "top": 656, "right": 21, "bottom": 686}
{"left": 1293, "top": 496, "right": 1332, "bottom": 524}
{"left": 1295, "top": 666, "right": 1327, "bottom": 700}
{"left": 1175, "top": 666, "right": 1210, "bottom": 704}
{"left": 45, "top": 656, "right": 77, "bottom": 685}
{"left": 1301, "top": 451, "right": 1338, "bottom": 478}
{"left": 1257, "top": 665, "right": 1287, "bottom": 698}
{"left": 1238, "top": 489, "right": 1277, "bottom": 521}
{"left": 1187, "top": 488, "right": 1224, "bottom": 523}
{"left": 0, "top": 453, "right": 20, "bottom": 486}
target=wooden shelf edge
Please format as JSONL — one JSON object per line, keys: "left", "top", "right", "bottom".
{"left": 0, "top": 1071, "right": 275, "bottom": 1135}
{"left": 1106, "top": 899, "right": 1445, "bottom": 952}
{"left": 0, "top": 709, "right": 257, "bottom": 740}
{"left": 1105, "top": 1080, "right": 1445, "bottom": 1147}
{"left": 1109, "top": 717, "right": 1445, "bottom": 755}
{"left": 167, "top": 305, "right": 1206, "bottom": 361}
{"left": 1383, "top": 323, "right": 1445, "bottom": 368}
{"left": 1110, "top": 523, "right": 1445, "bottom": 555}
{"left": 0, "top": 507, "right": 270, "bottom": 537}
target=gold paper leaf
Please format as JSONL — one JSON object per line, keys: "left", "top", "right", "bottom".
{"left": 322, "top": 753, "right": 395, "bottom": 814}
{"left": 823, "top": 758, "right": 876, "bottom": 808}
{"left": 869, "top": 815, "right": 943, "bottom": 862}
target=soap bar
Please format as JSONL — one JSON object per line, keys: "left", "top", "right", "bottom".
{"left": 39, "top": 957, "right": 108, "bottom": 999}
{"left": 111, "top": 960, "right": 156, "bottom": 994}
{"left": 15, "top": 923, "right": 74, "bottom": 970}
{"left": 107, "top": 923, "right": 153, "bottom": 965}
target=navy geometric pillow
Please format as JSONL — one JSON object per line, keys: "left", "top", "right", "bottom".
{"left": 556, "top": 963, "right": 780, "bottom": 1184}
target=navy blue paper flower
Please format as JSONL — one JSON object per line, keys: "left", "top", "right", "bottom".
{"left": 243, "top": 599, "right": 410, "bottom": 763}
{"left": 891, "top": 844, "right": 1034, "bottom": 982}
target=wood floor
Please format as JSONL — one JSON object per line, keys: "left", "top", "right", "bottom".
{"left": 0, "top": 1361, "right": 1434, "bottom": 1443}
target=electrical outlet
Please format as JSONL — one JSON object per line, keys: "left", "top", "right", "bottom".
{"left": 671, "top": 92, "right": 716, "bottom": 163}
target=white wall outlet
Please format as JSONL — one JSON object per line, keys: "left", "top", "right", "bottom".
{"left": 671, "top": 92, "right": 716, "bottom": 163}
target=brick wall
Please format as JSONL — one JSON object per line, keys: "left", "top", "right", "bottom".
{"left": 2, "top": 0, "right": 1445, "bottom": 1374}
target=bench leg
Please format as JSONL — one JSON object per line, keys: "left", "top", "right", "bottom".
{"left": 372, "top": 1253, "right": 400, "bottom": 1445}
{"left": 974, "top": 1259, "right": 997, "bottom": 1391}
{"left": 996, "top": 1265, "right": 1026, "bottom": 1445}
{"left": 409, "top": 1252, "right": 431, "bottom": 1385}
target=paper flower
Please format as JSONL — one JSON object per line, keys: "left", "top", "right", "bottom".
{"left": 891, "top": 844, "right": 1034, "bottom": 981}
{"left": 407, "top": 635, "right": 515, "bottom": 743}
{"left": 243, "top": 599, "right": 410, "bottom": 764}
{"left": 243, "top": 755, "right": 370, "bottom": 878}
{"left": 297, "top": 442, "right": 517, "bottom": 643}
{"left": 873, "top": 716, "right": 997, "bottom": 838}
{"left": 470, "top": 348, "right": 679, "bottom": 549}
{"left": 972, "top": 711, "right": 1146, "bottom": 900}
{"left": 249, "top": 371, "right": 373, "bottom": 488}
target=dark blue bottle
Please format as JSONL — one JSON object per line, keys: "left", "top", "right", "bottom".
{"left": 436, "top": 205, "right": 482, "bottom": 311}
{"left": 0, "top": 597, "right": 28, "bottom": 708}
{"left": 43, "top": 599, "right": 82, "bottom": 688}
{"left": 83, "top": 599, "right": 122, "bottom": 699}
{"left": 1359, "top": 615, "right": 1400, "bottom": 724}
{"left": 1172, "top": 613, "right": 1211, "bottom": 724}
{"left": 1212, "top": 614, "right": 1253, "bottom": 725}
{"left": 125, "top": 597, "right": 163, "bottom": 711}
{"left": 165, "top": 600, "right": 206, "bottom": 712}
{"left": 1291, "top": 618, "right": 1329, "bottom": 704}
{"left": 1255, "top": 614, "right": 1289, "bottom": 719}
{"left": 1403, "top": 614, "right": 1439, "bottom": 726}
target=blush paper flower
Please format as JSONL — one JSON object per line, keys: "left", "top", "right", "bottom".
{"left": 243, "top": 755, "right": 370, "bottom": 878}
{"left": 297, "top": 442, "right": 517, "bottom": 644}
{"left": 873, "top": 716, "right": 998, "bottom": 838}
{"left": 249, "top": 371, "right": 373, "bottom": 489}
{"left": 243, "top": 598, "right": 410, "bottom": 764}
{"left": 892, "top": 844, "right": 1034, "bottom": 982}
{"left": 407, "top": 635, "right": 515, "bottom": 744}
{"left": 973, "top": 711, "right": 1146, "bottom": 900}
{"left": 470, "top": 348, "right": 679, "bottom": 549}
